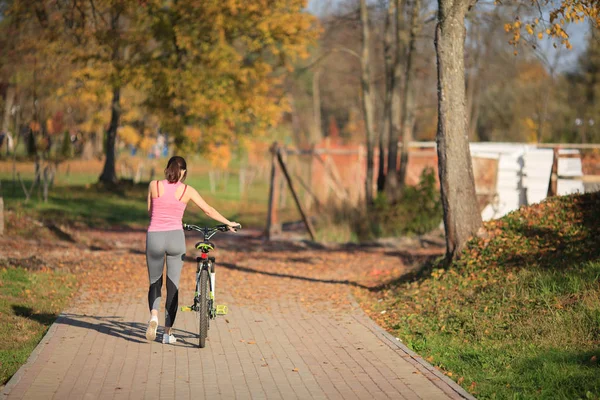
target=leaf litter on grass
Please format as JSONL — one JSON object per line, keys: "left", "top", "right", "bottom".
{"left": 354, "top": 192, "right": 600, "bottom": 399}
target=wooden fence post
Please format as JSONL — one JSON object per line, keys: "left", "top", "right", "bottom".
{"left": 276, "top": 147, "right": 316, "bottom": 241}
{"left": 266, "top": 142, "right": 281, "bottom": 239}
{"left": 547, "top": 148, "right": 559, "bottom": 197}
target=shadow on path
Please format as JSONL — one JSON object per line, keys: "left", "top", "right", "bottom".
{"left": 216, "top": 258, "right": 442, "bottom": 292}
{"left": 218, "top": 261, "right": 372, "bottom": 289}
{"left": 25, "top": 311, "right": 198, "bottom": 346}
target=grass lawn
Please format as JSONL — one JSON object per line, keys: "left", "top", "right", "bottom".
{"left": 0, "top": 266, "right": 77, "bottom": 385}
{"left": 0, "top": 158, "right": 302, "bottom": 231}
{"left": 355, "top": 192, "right": 600, "bottom": 399}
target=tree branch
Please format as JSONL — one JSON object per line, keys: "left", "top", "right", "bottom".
{"left": 297, "top": 47, "right": 361, "bottom": 74}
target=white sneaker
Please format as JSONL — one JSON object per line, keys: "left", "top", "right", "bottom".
{"left": 162, "top": 333, "right": 177, "bottom": 344}
{"left": 146, "top": 316, "right": 159, "bottom": 342}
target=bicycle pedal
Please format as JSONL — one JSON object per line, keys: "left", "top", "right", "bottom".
{"left": 181, "top": 306, "right": 192, "bottom": 312}
{"left": 216, "top": 305, "right": 228, "bottom": 315}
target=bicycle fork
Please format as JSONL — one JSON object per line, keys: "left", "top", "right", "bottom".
{"left": 207, "top": 260, "right": 228, "bottom": 316}
{"left": 182, "top": 260, "right": 227, "bottom": 315}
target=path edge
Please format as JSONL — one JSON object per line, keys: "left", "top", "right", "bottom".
{"left": 1, "top": 313, "right": 65, "bottom": 399}
{"left": 348, "top": 294, "right": 477, "bottom": 400}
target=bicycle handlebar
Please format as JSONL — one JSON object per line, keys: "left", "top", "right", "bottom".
{"left": 183, "top": 223, "right": 242, "bottom": 233}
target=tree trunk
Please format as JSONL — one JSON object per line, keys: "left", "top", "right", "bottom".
{"left": 385, "top": 0, "right": 407, "bottom": 200}
{"left": 378, "top": 0, "right": 396, "bottom": 193}
{"left": 287, "top": 93, "right": 303, "bottom": 146}
{"left": 2, "top": 85, "right": 15, "bottom": 136}
{"left": 465, "top": 24, "right": 480, "bottom": 141}
{"left": 99, "top": 87, "right": 121, "bottom": 184}
{"left": 360, "top": 0, "right": 376, "bottom": 205}
{"left": 435, "top": 0, "right": 482, "bottom": 261}
{"left": 312, "top": 69, "right": 323, "bottom": 144}
{"left": 398, "top": 0, "right": 422, "bottom": 191}
{"left": 81, "top": 136, "right": 94, "bottom": 160}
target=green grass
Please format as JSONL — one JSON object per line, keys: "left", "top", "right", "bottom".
{"left": 0, "top": 165, "right": 288, "bottom": 231}
{"left": 359, "top": 192, "right": 600, "bottom": 399}
{"left": 0, "top": 267, "right": 77, "bottom": 385}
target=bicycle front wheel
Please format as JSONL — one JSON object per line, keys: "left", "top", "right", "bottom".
{"left": 198, "top": 269, "right": 209, "bottom": 348}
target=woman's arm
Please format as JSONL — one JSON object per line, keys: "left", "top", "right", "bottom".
{"left": 187, "top": 186, "right": 237, "bottom": 227}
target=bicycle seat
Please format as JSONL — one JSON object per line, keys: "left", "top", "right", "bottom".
{"left": 195, "top": 241, "right": 216, "bottom": 250}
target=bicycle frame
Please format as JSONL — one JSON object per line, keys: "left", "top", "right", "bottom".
{"left": 183, "top": 224, "right": 236, "bottom": 316}
{"left": 182, "top": 223, "right": 238, "bottom": 348}
{"left": 194, "top": 245, "right": 216, "bottom": 318}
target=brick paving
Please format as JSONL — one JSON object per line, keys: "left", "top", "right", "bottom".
{"left": 1, "top": 231, "right": 474, "bottom": 400}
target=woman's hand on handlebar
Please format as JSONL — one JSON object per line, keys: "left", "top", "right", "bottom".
{"left": 227, "top": 222, "right": 241, "bottom": 232}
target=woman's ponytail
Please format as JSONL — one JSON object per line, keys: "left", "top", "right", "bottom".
{"left": 164, "top": 156, "right": 187, "bottom": 183}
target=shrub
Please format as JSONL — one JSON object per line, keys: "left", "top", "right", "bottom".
{"left": 369, "top": 168, "right": 443, "bottom": 238}
{"left": 315, "top": 168, "right": 443, "bottom": 242}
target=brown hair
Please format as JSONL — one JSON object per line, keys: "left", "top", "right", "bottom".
{"left": 164, "top": 156, "right": 187, "bottom": 183}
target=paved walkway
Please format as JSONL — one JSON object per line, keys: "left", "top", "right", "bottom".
{"left": 1, "top": 231, "right": 474, "bottom": 400}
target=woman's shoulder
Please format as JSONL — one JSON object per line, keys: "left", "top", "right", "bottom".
{"left": 182, "top": 182, "right": 195, "bottom": 191}
{"left": 148, "top": 179, "right": 165, "bottom": 190}
{"left": 182, "top": 183, "right": 198, "bottom": 195}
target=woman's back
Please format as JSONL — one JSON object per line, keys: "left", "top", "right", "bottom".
{"left": 148, "top": 180, "right": 187, "bottom": 232}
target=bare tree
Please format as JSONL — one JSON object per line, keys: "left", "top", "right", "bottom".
{"left": 435, "top": 0, "right": 482, "bottom": 260}
{"left": 377, "top": 0, "right": 396, "bottom": 193}
{"left": 398, "top": 0, "right": 422, "bottom": 190}
{"left": 385, "top": 0, "right": 407, "bottom": 201}
{"left": 360, "top": 0, "right": 376, "bottom": 205}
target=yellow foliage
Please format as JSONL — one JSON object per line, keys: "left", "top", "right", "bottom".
{"left": 118, "top": 125, "right": 141, "bottom": 146}
{"left": 204, "top": 143, "right": 232, "bottom": 169}
{"left": 523, "top": 118, "right": 539, "bottom": 143}
{"left": 46, "top": 119, "right": 55, "bottom": 135}
{"left": 30, "top": 121, "right": 41, "bottom": 132}
{"left": 526, "top": 24, "right": 534, "bottom": 35}
{"left": 185, "top": 126, "right": 202, "bottom": 143}
{"left": 146, "top": 0, "right": 320, "bottom": 153}
{"left": 506, "top": 0, "right": 600, "bottom": 50}
{"left": 517, "top": 61, "right": 548, "bottom": 83}
{"left": 139, "top": 137, "right": 155, "bottom": 153}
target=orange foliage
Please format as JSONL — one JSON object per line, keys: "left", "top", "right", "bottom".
{"left": 505, "top": 1, "right": 600, "bottom": 51}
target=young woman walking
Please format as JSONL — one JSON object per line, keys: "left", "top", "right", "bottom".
{"left": 145, "top": 156, "right": 239, "bottom": 344}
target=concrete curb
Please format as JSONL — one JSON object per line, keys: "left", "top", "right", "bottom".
{"left": 1, "top": 314, "right": 64, "bottom": 399}
{"left": 348, "top": 294, "right": 477, "bottom": 400}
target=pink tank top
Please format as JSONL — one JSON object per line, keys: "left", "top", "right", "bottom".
{"left": 148, "top": 180, "right": 188, "bottom": 232}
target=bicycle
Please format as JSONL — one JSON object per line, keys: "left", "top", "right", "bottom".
{"left": 181, "top": 223, "right": 241, "bottom": 348}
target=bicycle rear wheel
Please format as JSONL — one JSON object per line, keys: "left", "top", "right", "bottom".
{"left": 198, "top": 269, "right": 209, "bottom": 348}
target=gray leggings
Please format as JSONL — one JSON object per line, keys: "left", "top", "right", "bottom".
{"left": 146, "top": 229, "right": 186, "bottom": 328}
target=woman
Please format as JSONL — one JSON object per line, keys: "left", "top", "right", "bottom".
{"left": 145, "top": 155, "right": 239, "bottom": 344}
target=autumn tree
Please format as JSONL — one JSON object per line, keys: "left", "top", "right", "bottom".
{"left": 142, "top": 0, "right": 318, "bottom": 155}
{"left": 11, "top": 0, "right": 316, "bottom": 185}
{"left": 14, "top": 0, "right": 153, "bottom": 184}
